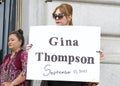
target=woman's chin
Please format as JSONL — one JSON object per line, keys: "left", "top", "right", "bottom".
{"left": 56, "top": 23, "right": 63, "bottom": 26}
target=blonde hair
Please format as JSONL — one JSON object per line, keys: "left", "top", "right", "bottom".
{"left": 53, "top": 3, "right": 73, "bottom": 25}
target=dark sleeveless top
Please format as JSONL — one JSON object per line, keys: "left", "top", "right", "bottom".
{"left": 41, "top": 80, "right": 88, "bottom": 86}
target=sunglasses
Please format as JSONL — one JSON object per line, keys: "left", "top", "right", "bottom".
{"left": 53, "top": 13, "right": 65, "bottom": 20}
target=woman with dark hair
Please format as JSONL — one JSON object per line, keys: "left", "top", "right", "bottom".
{"left": 0, "top": 29, "right": 29, "bottom": 86}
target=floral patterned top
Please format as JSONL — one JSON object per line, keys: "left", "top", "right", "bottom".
{"left": 0, "top": 49, "right": 29, "bottom": 86}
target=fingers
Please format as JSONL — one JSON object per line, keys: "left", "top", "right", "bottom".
{"left": 96, "top": 50, "right": 104, "bottom": 60}
{"left": 96, "top": 50, "right": 103, "bottom": 53}
{"left": 26, "top": 44, "right": 33, "bottom": 52}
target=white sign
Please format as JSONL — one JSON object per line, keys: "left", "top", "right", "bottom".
{"left": 27, "top": 26, "right": 101, "bottom": 82}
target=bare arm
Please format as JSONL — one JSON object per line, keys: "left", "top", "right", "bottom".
{"left": 11, "top": 73, "right": 26, "bottom": 85}
{"left": 2, "top": 73, "right": 26, "bottom": 86}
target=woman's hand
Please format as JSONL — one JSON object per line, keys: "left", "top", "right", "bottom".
{"left": 26, "top": 44, "right": 33, "bottom": 52}
{"left": 2, "top": 82, "right": 12, "bottom": 86}
{"left": 96, "top": 50, "right": 104, "bottom": 60}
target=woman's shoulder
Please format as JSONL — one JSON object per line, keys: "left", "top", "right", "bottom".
{"left": 15, "top": 49, "right": 28, "bottom": 59}
{"left": 4, "top": 53, "right": 11, "bottom": 59}
{"left": 19, "top": 49, "right": 28, "bottom": 55}
{"left": 19, "top": 49, "right": 28, "bottom": 60}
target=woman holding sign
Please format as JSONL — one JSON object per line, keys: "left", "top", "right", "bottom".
{"left": 26, "top": 3, "right": 104, "bottom": 86}
{"left": 41, "top": 3, "right": 104, "bottom": 86}
{"left": 0, "top": 29, "right": 29, "bottom": 86}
